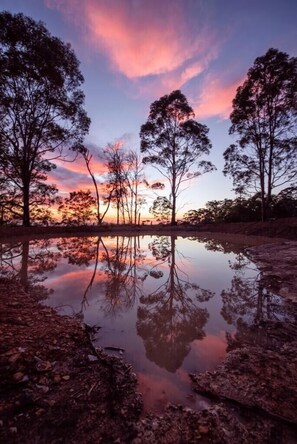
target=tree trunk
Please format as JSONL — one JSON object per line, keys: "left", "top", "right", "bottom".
{"left": 171, "top": 195, "right": 176, "bottom": 225}
{"left": 20, "top": 240, "right": 29, "bottom": 291}
{"left": 259, "top": 153, "right": 266, "bottom": 222}
{"left": 265, "top": 135, "right": 274, "bottom": 221}
{"left": 23, "top": 183, "right": 30, "bottom": 226}
{"left": 116, "top": 200, "right": 120, "bottom": 224}
{"left": 171, "top": 143, "right": 177, "bottom": 225}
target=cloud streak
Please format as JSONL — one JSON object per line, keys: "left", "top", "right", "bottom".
{"left": 192, "top": 74, "right": 244, "bottom": 119}
{"left": 45, "top": 0, "right": 220, "bottom": 93}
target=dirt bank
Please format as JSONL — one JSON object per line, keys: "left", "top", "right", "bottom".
{"left": 189, "top": 240, "right": 297, "bottom": 442}
{"left": 0, "top": 217, "right": 296, "bottom": 240}
{"left": 0, "top": 278, "right": 142, "bottom": 443}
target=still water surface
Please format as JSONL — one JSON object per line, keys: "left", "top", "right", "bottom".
{"left": 1, "top": 234, "right": 288, "bottom": 412}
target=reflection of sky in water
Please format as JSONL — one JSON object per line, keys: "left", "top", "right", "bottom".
{"left": 0, "top": 235, "right": 288, "bottom": 413}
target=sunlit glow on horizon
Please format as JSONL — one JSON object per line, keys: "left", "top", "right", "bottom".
{"left": 3, "top": 0, "right": 297, "bottom": 221}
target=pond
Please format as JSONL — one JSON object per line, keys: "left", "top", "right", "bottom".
{"left": 0, "top": 234, "right": 289, "bottom": 412}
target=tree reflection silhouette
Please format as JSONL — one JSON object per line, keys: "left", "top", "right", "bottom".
{"left": 56, "top": 236, "right": 102, "bottom": 317}
{"left": 0, "top": 239, "right": 60, "bottom": 298}
{"left": 137, "top": 236, "right": 214, "bottom": 372}
{"left": 57, "top": 236, "right": 99, "bottom": 266}
{"left": 220, "top": 255, "right": 293, "bottom": 350}
{"left": 99, "top": 236, "right": 146, "bottom": 316}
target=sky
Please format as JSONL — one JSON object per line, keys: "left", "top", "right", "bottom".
{"left": 1, "top": 0, "right": 297, "bottom": 221}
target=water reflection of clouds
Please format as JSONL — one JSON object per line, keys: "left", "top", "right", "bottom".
{"left": 190, "top": 332, "right": 227, "bottom": 372}
{"left": 2, "top": 233, "right": 284, "bottom": 412}
{"left": 137, "top": 371, "right": 191, "bottom": 413}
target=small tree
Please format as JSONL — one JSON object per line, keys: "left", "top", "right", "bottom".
{"left": 140, "top": 90, "right": 215, "bottom": 225}
{"left": 104, "top": 143, "right": 127, "bottom": 224}
{"left": 80, "top": 147, "right": 112, "bottom": 224}
{"left": 125, "top": 150, "right": 146, "bottom": 224}
{"left": 223, "top": 48, "right": 297, "bottom": 221}
{"left": 0, "top": 12, "right": 90, "bottom": 226}
{"left": 150, "top": 196, "right": 172, "bottom": 223}
{"left": 58, "top": 190, "right": 95, "bottom": 225}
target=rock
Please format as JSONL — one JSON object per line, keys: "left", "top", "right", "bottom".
{"left": 87, "top": 354, "right": 98, "bottom": 362}
{"left": 36, "top": 384, "right": 49, "bottom": 394}
{"left": 198, "top": 425, "right": 209, "bottom": 434}
{"left": 36, "top": 360, "right": 52, "bottom": 372}
{"left": 191, "top": 342, "right": 297, "bottom": 423}
{"left": 8, "top": 353, "right": 21, "bottom": 364}
{"left": 13, "top": 372, "right": 24, "bottom": 382}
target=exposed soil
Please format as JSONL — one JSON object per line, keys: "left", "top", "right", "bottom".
{"left": 0, "top": 278, "right": 142, "bottom": 443}
{"left": 1, "top": 221, "right": 297, "bottom": 443}
{"left": 0, "top": 216, "right": 296, "bottom": 240}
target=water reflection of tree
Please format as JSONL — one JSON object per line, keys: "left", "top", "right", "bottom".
{"left": 220, "top": 255, "right": 293, "bottom": 350}
{"left": 55, "top": 236, "right": 103, "bottom": 317}
{"left": 57, "top": 236, "right": 100, "bottom": 266}
{"left": 137, "top": 236, "right": 214, "bottom": 372}
{"left": 54, "top": 235, "right": 147, "bottom": 317}
{"left": 0, "top": 239, "right": 60, "bottom": 297}
{"left": 99, "top": 236, "right": 146, "bottom": 316}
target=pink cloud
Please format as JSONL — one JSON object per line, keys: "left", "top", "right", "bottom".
{"left": 45, "top": 0, "right": 219, "bottom": 87}
{"left": 134, "top": 54, "right": 218, "bottom": 100}
{"left": 55, "top": 154, "right": 106, "bottom": 176}
{"left": 193, "top": 74, "right": 244, "bottom": 119}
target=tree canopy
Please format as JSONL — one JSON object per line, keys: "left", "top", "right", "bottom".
{"left": 0, "top": 11, "right": 90, "bottom": 226}
{"left": 149, "top": 196, "right": 172, "bottom": 223}
{"left": 223, "top": 48, "right": 297, "bottom": 221}
{"left": 58, "top": 190, "right": 96, "bottom": 226}
{"left": 140, "top": 90, "right": 215, "bottom": 225}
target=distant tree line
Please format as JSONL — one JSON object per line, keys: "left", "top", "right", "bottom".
{"left": 183, "top": 187, "right": 297, "bottom": 224}
{"left": 0, "top": 11, "right": 296, "bottom": 226}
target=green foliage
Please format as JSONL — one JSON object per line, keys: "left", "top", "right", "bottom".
{"left": 0, "top": 12, "right": 90, "bottom": 226}
{"left": 140, "top": 90, "right": 214, "bottom": 225}
{"left": 224, "top": 48, "right": 297, "bottom": 221}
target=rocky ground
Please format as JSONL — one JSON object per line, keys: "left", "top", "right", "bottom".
{"left": 1, "top": 224, "right": 297, "bottom": 443}
{"left": 0, "top": 278, "right": 143, "bottom": 443}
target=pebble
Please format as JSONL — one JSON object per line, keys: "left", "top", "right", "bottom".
{"left": 13, "top": 372, "right": 24, "bottom": 382}
{"left": 199, "top": 425, "right": 209, "bottom": 434}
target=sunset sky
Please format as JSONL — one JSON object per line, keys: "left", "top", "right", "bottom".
{"left": 1, "top": 0, "right": 297, "bottom": 220}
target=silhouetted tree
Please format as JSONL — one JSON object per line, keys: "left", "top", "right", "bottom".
{"left": 104, "top": 143, "right": 127, "bottom": 224}
{"left": 124, "top": 150, "right": 146, "bottom": 224}
{"left": 0, "top": 12, "right": 90, "bottom": 226}
{"left": 80, "top": 147, "right": 112, "bottom": 224}
{"left": 273, "top": 186, "right": 297, "bottom": 218}
{"left": 0, "top": 175, "right": 22, "bottom": 225}
{"left": 104, "top": 144, "right": 146, "bottom": 224}
{"left": 149, "top": 196, "right": 172, "bottom": 223}
{"left": 223, "top": 48, "right": 297, "bottom": 221}
{"left": 140, "top": 90, "right": 215, "bottom": 225}
{"left": 58, "top": 190, "right": 96, "bottom": 225}
{"left": 183, "top": 189, "right": 297, "bottom": 225}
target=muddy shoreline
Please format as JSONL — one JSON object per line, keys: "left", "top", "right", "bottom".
{"left": 0, "top": 216, "right": 296, "bottom": 241}
{"left": 1, "top": 227, "right": 297, "bottom": 442}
